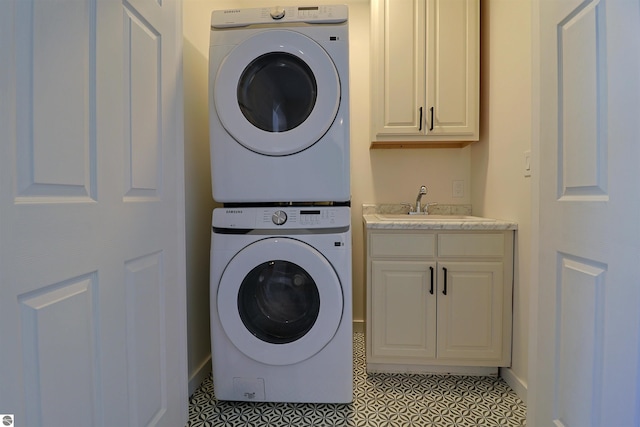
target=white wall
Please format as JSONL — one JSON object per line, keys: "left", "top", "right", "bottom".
{"left": 471, "top": 0, "right": 532, "bottom": 400}
{"left": 182, "top": 0, "right": 532, "bottom": 401}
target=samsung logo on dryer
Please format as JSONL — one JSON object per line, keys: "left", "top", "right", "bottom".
{"left": 223, "top": 9, "right": 241, "bottom": 14}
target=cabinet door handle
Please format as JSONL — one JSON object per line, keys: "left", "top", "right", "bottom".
{"left": 419, "top": 107, "right": 423, "bottom": 131}
{"left": 429, "top": 107, "right": 434, "bottom": 131}
{"left": 442, "top": 266, "right": 448, "bottom": 295}
{"left": 429, "top": 266, "right": 434, "bottom": 295}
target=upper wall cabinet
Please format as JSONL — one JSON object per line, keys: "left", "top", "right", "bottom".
{"left": 370, "top": 0, "right": 480, "bottom": 148}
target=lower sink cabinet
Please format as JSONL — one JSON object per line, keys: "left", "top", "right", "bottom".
{"left": 365, "top": 229, "right": 514, "bottom": 374}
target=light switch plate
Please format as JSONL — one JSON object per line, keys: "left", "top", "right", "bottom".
{"left": 524, "top": 150, "right": 531, "bottom": 177}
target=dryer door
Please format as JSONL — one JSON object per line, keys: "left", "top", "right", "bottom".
{"left": 213, "top": 30, "right": 340, "bottom": 156}
{"left": 217, "top": 237, "right": 344, "bottom": 366}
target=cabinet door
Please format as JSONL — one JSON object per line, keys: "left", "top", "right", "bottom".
{"left": 426, "top": 0, "right": 479, "bottom": 139}
{"left": 370, "top": 0, "right": 479, "bottom": 145}
{"left": 371, "top": 0, "right": 426, "bottom": 137}
{"left": 437, "top": 261, "right": 504, "bottom": 361}
{"left": 370, "top": 260, "right": 436, "bottom": 361}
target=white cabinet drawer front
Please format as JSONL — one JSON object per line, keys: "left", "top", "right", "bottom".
{"left": 438, "top": 233, "right": 504, "bottom": 257}
{"left": 371, "top": 232, "right": 436, "bottom": 258}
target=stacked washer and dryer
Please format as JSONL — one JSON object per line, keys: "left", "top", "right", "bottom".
{"left": 208, "top": 5, "right": 352, "bottom": 403}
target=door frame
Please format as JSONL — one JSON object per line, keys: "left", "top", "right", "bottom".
{"left": 527, "top": 0, "right": 542, "bottom": 419}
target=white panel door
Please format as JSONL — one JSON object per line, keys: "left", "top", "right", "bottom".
{"left": 0, "top": 0, "right": 187, "bottom": 426}
{"left": 531, "top": 0, "right": 640, "bottom": 426}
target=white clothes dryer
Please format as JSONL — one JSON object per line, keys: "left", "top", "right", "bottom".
{"left": 210, "top": 206, "right": 352, "bottom": 403}
{"left": 209, "top": 5, "right": 350, "bottom": 203}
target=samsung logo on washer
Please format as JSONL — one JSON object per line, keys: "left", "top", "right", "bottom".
{"left": 225, "top": 209, "right": 243, "bottom": 214}
{"left": 223, "top": 9, "right": 241, "bottom": 14}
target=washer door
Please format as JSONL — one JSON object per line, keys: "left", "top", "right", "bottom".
{"left": 217, "top": 237, "right": 344, "bottom": 366}
{"left": 214, "top": 30, "right": 340, "bottom": 156}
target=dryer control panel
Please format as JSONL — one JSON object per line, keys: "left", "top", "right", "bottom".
{"left": 213, "top": 206, "right": 350, "bottom": 230}
{"left": 211, "top": 5, "right": 348, "bottom": 29}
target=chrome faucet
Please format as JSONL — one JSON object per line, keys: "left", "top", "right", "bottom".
{"left": 415, "top": 185, "right": 427, "bottom": 213}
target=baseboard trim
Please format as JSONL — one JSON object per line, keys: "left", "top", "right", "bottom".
{"left": 500, "top": 367, "right": 527, "bottom": 404}
{"left": 353, "top": 319, "right": 365, "bottom": 333}
{"left": 188, "top": 355, "right": 212, "bottom": 397}
{"left": 367, "top": 363, "right": 498, "bottom": 376}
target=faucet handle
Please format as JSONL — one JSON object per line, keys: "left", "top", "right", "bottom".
{"left": 424, "top": 202, "right": 438, "bottom": 215}
{"left": 400, "top": 202, "right": 414, "bottom": 213}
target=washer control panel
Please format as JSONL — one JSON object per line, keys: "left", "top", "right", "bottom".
{"left": 212, "top": 5, "right": 348, "bottom": 28}
{"left": 213, "top": 206, "right": 350, "bottom": 230}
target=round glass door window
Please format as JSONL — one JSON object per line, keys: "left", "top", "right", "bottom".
{"left": 238, "top": 53, "right": 317, "bottom": 133}
{"left": 213, "top": 30, "right": 340, "bottom": 156}
{"left": 238, "top": 260, "right": 320, "bottom": 344}
{"left": 216, "top": 237, "right": 344, "bottom": 366}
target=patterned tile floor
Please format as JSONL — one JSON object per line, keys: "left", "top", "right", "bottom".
{"left": 187, "top": 333, "right": 526, "bottom": 426}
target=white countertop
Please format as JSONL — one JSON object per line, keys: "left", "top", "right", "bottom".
{"left": 363, "top": 213, "right": 518, "bottom": 231}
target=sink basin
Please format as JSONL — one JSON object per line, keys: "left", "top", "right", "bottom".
{"left": 374, "top": 214, "right": 495, "bottom": 221}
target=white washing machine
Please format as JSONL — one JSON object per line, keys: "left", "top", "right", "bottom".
{"left": 210, "top": 206, "right": 352, "bottom": 403}
{"left": 209, "top": 5, "right": 350, "bottom": 203}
